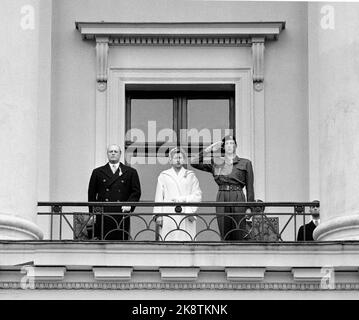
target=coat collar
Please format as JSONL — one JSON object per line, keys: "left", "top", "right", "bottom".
{"left": 224, "top": 155, "right": 240, "bottom": 164}
{"left": 100, "top": 162, "right": 128, "bottom": 178}
{"left": 169, "top": 166, "right": 186, "bottom": 178}
{"left": 100, "top": 163, "right": 114, "bottom": 177}
{"left": 161, "top": 166, "right": 192, "bottom": 179}
{"left": 218, "top": 155, "right": 240, "bottom": 165}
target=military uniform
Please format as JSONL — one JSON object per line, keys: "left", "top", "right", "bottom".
{"left": 191, "top": 150, "right": 254, "bottom": 240}
{"left": 88, "top": 162, "right": 141, "bottom": 240}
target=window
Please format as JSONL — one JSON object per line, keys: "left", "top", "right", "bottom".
{"left": 125, "top": 84, "right": 235, "bottom": 158}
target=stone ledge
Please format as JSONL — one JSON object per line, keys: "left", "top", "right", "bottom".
{"left": 225, "top": 267, "right": 266, "bottom": 282}
{"left": 159, "top": 267, "right": 200, "bottom": 281}
{"left": 26, "top": 267, "right": 66, "bottom": 281}
{"left": 2, "top": 241, "right": 359, "bottom": 269}
{"left": 92, "top": 267, "right": 133, "bottom": 281}
{"left": 291, "top": 268, "right": 323, "bottom": 282}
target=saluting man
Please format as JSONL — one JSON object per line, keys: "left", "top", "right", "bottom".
{"left": 88, "top": 144, "right": 141, "bottom": 240}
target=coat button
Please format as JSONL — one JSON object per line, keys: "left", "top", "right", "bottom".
{"left": 105, "top": 199, "right": 109, "bottom": 202}
{"left": 103, "top": 179, "right": 106, "bottom": 182}
{"left": 106, "top": 188, "right": 109, "bottom": 192}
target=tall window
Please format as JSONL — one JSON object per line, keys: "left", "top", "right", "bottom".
{"left": 125, "top": 84, "right": 235, "bottom": 158}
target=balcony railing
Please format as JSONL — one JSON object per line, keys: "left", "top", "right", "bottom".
{"left": 37, "top": 201, "right": 319, "bottom": 242}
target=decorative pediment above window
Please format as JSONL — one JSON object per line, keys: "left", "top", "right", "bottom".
{"left": 75, "top": 21, "right": 285, "bottom": 91}
{"left": 75, "top": 21, "right": 284, "bottom": 42}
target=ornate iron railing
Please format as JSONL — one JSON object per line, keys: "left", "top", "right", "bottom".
{"left": 37, "top": 201, "right": 319, "bottom": 242}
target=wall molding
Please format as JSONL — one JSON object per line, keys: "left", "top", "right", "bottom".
{"left": 92, "top": 267, "right": 133, "bottom": 281}
{"left": 106, "top": 68, "right": 254, "bottom": 166}
{"left": 159, "top": 267, "right": 200, "bottom": 281}
{"left": 76, "top": 21, "right": 285, "bottom": 92}
{"left": 251, "top": 37, "right": 265, "bottom": 92}
{"left": 0, "top": 281, "right": 357, "bottom": 291}
{"left": 226, "top": 267, "right": 266, "bottom": 282}
{"left": 75, "top": 22, "right": 285, "bottom": 42}
{"left": 25, "top": 267, "right": 66, "bottom": 281}
{"left": 292, "top": 268, "right": 323, "bottom": 282}
{"left": 95, "top": 37, "right": 109, "bottom": 91}
{"left": 109, "top": 37, "right": 253, "bottom": 46}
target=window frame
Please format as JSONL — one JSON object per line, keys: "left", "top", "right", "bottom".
{"left": 125, "top": 89, "right": 235, "bottom": 157}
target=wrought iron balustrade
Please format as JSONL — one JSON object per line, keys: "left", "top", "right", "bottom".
{"left": 37, "top": 201, "right": 319, "bottom": 242}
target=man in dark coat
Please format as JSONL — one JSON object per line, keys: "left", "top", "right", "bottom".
{"left": 297, "top": 200, "right": 320, "bottom": 241}
{"left": 88, "top": 144, "right": 141, "bottom": 240}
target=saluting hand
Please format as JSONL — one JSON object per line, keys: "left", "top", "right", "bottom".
{"left": 204, "top": 141, "right": 222, "bottom": 153}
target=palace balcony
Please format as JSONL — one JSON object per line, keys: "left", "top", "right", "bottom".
{"left": 1, "top": 202, "right": 359, "bottom": 299}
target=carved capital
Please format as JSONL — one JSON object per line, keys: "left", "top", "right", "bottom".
{"left": 252, "top": 37, "right": 265, "bottom": 91}
{"left": 96, "top": 37, "right": 109, "bottom": 91}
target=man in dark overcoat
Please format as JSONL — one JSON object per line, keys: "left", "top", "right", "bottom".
{"left": 297, "top": 200, "right": 320, "bottom": 241}
{"left": 88, "top": 144, "right": 141, "bottom": 240}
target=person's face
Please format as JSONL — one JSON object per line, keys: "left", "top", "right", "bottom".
{"left": 310, "top": 206, "right": 320, "bottom": 218}
{"left": 171, "top": 152, "right": 185, "bottom": 169}
{"left": 107, "top": 145, "right": 121, "bottom": 163}
{"left": 224, "top": 139, "right": 236, "bottom": 155}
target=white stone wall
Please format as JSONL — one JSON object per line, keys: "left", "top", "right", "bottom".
{"left": 0, "top": 242, "right": 358, "bottom": 299}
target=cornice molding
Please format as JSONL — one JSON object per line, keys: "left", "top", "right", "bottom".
{"left": 108, "top": 37, "right": 252, "bottom": 46}
{"left": 75, "top": 21, "right": 285, "bottom": 91}
{"left": 75, "top": 22, "right": 285, "bottom": 42}
{"left": 0, "top": 281, "right": 358, "bottom": 291}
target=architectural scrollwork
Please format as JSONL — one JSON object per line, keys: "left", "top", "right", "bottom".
{"left": 96, "top": 37, "right": 109, "bottom": 91}
{"left": 76, "top": 23, "right": 285, "bottom": 94}
{"left": 252, "top": 38, "right": 265, "bottom": 92}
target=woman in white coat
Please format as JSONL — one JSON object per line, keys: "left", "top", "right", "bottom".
{"left": 154, "top": 147, "right": 202, "bottom": 241}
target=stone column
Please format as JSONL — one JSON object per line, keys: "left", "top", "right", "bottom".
{"left": 0, "top": 0, "right": 43, "bottom": 239}
{"left": 312, "top": 3, "right": 359, "bottom": 240}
